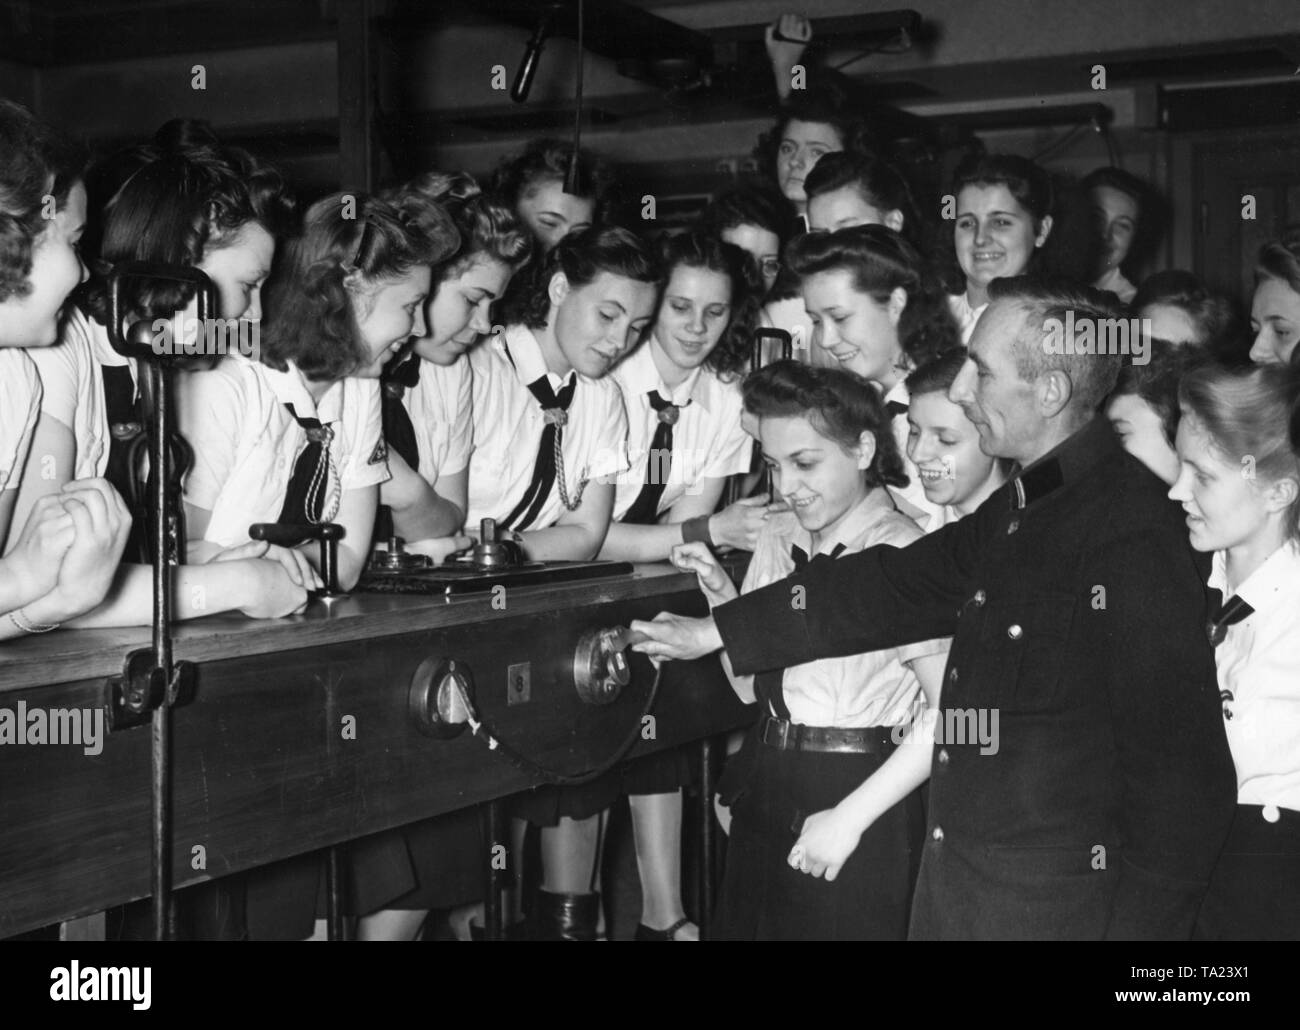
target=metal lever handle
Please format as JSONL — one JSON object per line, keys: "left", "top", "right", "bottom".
{"left": 249, "top": 522, "right": 347, "bottom": 597}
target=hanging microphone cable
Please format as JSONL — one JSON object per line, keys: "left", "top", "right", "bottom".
{"left": 564, "top": 0, "right": 585, "bottom": 194}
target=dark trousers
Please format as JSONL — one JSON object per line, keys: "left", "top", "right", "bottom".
{"left": 1196, "top": 803, "right": 1300, "bottom": 941}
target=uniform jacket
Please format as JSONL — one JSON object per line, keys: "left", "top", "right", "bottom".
{"left": 714, "top": 416, "right": 1236, "bottom": 940}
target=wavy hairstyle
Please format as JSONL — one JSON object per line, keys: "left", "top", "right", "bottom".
{"left": 504, "top": 224, "right": 663, "bottom": 330}
{"left": 0, "top": 100, "right": 87, "bottom": 303}
{"left": 752, "top": 82, "right": 878, "bottom": 187}
{"left": 489, "top": 137, "right": 617, "bottom": 225}
{"left": 786, "top": 224, "right": 960, "bottom": 370}
{"left": 742, "top": 358, "right": 908, "bottom": 490}
{"left": 656, "top": 230, "right": 761, "bottom": 381}
{"left": 1256, "top": 226, "right": 1300, "bottom": 295}
{"left": 261, "top": 192, "right": 444, "bottom": 381}
{"left": 79, "top": 119, "right": 295, "bottom": 325}
{"left": 385, "top": 171, "right": 532, "bottom": 283}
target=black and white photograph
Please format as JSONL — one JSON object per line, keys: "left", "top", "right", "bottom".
{"left": 0, "top": 0, "right": 1295, "bottom": 1003}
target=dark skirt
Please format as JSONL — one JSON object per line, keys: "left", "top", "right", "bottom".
{"left": 713, "top": 731, "right": 923, "bottom": 941}
{"left": 1196, "top": 803, "right": 1300, "bottom": 941}
{"left": 510, "top": 770, "right": 623, "bottom": 826}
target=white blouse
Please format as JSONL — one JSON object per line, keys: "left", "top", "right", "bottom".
{"left": 737, "top": 492, "right": 950, "bottom": 728}
{"left": 1209, "top": 542, "right": 1300, "bottom": 816}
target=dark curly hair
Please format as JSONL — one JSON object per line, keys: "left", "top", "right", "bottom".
{"left": 385, "top": 171, "right": 532, "bottom": 283}
{"left": 752, "top": 82, "right": 878, "bottom": 191}
{"left": 79, "top": 119, "right": 295, "bottom": 326}
{"left": 657, "top": 230, "right": 761, "bottom": 381}
{"left": 742, "top": 358, "right": 908, "bottom": 490}
{"left": 489, "top": 137, "right": 617, "bottom": 225}
{"left": 0, "top": 100, "right": 87, "bottom": 304}
{"left": 261, "top": 192, "right": 444, "bottom": 381}
{"left": 786, "top": 225, "right": 960, "bottom": 371}
{"left": 505, "top": 224, "right": 663, "bottom": 330}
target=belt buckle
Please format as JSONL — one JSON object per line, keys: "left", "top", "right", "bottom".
{"left": 764, "top": 716, "right": 792, "bottom": 749}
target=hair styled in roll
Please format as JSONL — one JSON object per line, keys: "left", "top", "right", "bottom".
{"left": 490, "top": 138, "right": 616, "bottom": 223}
{"left": 506, "top": 224, "right": 663, "bottom": 330}
{"left": 657, "top": 230, "right": 761, "bottom": 381}
{"left": 905, "top": 347, "right": 971, "bottom": 398}
{"left": 385, "top": 171, "right": 532, "bottom": 283}
{"left": 804, "top": 152, "right": 921, "bottom": 238}
{"left": 261, "top": 192, "right": 443, "bottom": 381}
{"left": 786, "top": 224, "right": 960, "bottom": 370}
{"left": 752, "top": 82, "right": 877, "bottom": 185}
{"left": 696, "top": 178, "right": 797, "bottom": 245}
{"left": 80, "top": 118, "right": 295, "bottom": 325}
{"left": 1179, "top": 362, "right": 1300, "bottom": 542}
{"left": 0, "top": 100, "right": 87, "bottom": 303}
{"left": 742, "top": 358, "right": 908, "bottom": 490}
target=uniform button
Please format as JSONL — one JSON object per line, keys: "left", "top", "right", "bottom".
{"left": 1007, "top": 520, "right": 1020, "bottom": 534}
{"left": 1007, "top": 624, "right": 1023, "bottom": 640}
{"left": 1263, "top": 804, "right": 1281, "bottom": 824}
{"left": 973, "top": 589, "right": 986, "bottom": 606}
{"left": 931, "top": 826, "right": 945, "bottom": 842}
{"left": 948, "top": 668, "right": 958, "bottom": 683}
{"left": 937, "top": 748, "right": 950, "bottom": 765}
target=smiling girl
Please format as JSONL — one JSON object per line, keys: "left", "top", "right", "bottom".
{"left": 1169, "top": 363, "right": 1300, "bottom": 941}
{"left": 787, "top": 225, "right": 961, "bottom": 524}
{"left": 0, "top": 100, "right": 131, "bottom": 640}
{"left": 4, "top": 113, "right": 303, "bottom": 632}
{"left": 490, "top": 138, "right": 614, "bottom": 255}
{"left": 1248, "top": 230, "right": 1300, "bottom": 367}
{"left": 178, "top": 192, "right": 439, "bottom": 599}
{"left": 378, "top": 172, "right": 531, "bottom": 558}
{"left": 949, "top": 153, "right": 1054, "bottom": 343}
{"left": 468, "top": 226, "right": 661, "bottom": 939}
{"left": 671, "top": 360, "right": 948, "bottom": 939}
{"left": 904, "top": 349, "right": 1009, "bottom": 529}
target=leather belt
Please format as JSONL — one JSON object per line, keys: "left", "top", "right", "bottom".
{"left": 758, "top": 715, "right": 895, "bottom": 755}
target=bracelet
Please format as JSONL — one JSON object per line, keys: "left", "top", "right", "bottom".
{"left": 682, "top": 515, "right": 715, "bottom": 548}
{"left": 7, "top": 607, "right": 60, "bottom": 634}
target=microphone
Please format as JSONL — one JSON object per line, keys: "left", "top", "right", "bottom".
{"left": 512, "top": 5, "right": 561, "bottom": 104}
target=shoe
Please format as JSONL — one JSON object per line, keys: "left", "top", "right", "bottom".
{"left": 524, "top": 889, "right": 601, "bottom": 941}
{"left": 634, "top": 917, "right": 697, "bottom": 941}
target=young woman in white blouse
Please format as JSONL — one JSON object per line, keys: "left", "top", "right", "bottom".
{"left": 672, "top": 360, "right": 949, "bottom": 939}
{"left": 903, "top": 348, "right": 1010, "bottom": 531}
{"left": 787, "top": 225, "right": 962, "bottom": 526}
{"left": 0, "top": 100, "right": 131, "bottom": 641}
{"left": 11, "top": 121, "right": 308, "bottom": 627}
{"left": 377, "top": 172, "right": 532, "bottom": 561}
{"left": 468, "top": 226, "right": 662, "bottom": 940}
{"left": 599, "top": 230, "right": 774, "bottom": 941}
{"left": 1170, "top": 362, "right": 1300, "bottom": 941}
{"left": 948, "top": 153, "right": 1054, "bottom": 344}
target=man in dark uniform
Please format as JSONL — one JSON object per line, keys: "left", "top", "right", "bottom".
{"left": 632, "top": 277, "right": 1236, "bottom": 940}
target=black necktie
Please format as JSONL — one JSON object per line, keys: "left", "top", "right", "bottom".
{"left": 885, "top": 399, "right": 908, "bottom": 418}
{"left": 102, "top": 363, "right": 143, "bottom": 500}
{"left": 1206, "top": 587, "right": 1254, "bottom": 648}
{"left": 277, "top": 404, "right": 334, "bottom": 536}
{"left": 500, "top": 364, "right": 577, "bottom": 532}
{"left": 622, "top": 391, "right": 688, "bottom": 526}
{"left": 381, "top": 354, "right": 422, "bottom": 472}
{"left": 753, "top": 542, "right": 847, "bottom": 718}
